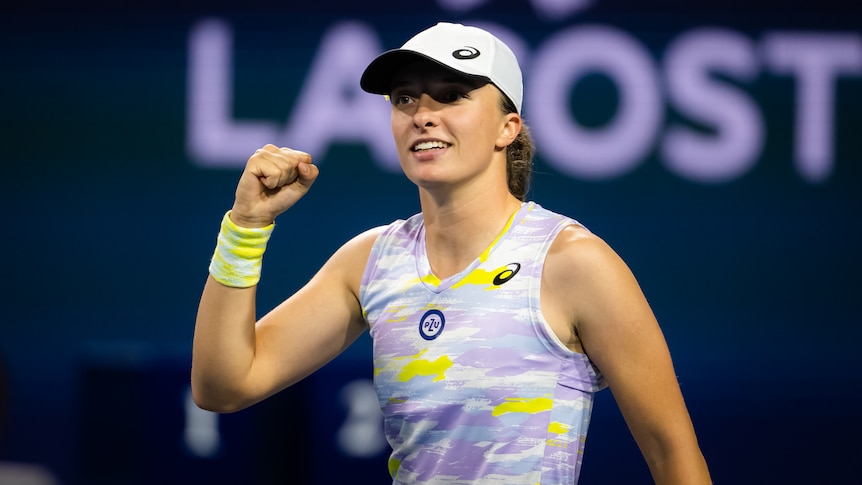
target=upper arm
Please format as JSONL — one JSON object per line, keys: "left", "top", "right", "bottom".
{"left": 248, "top": 226, "right": 383, "bottom": 400}
{"left": 547, "top": 227, "right": 705, "bottom": 474}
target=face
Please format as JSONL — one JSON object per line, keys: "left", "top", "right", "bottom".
{"left": 388, "top": 60, "right": 520, "bottom": 194}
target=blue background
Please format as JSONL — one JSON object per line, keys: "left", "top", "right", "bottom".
{"left": 1, "top": 1, "right": 860, "bottom": 483}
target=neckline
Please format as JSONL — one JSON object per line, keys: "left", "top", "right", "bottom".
{"left": 415, "top": 202, "right": 533, "bottom": 293}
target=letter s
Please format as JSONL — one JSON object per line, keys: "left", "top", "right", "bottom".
{"left": 662, "top": 28, "right": 764, "bottom": 183}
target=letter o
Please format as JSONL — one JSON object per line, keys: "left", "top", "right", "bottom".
{"left": 528, "top": 25, "right": 662, "bottom": 179}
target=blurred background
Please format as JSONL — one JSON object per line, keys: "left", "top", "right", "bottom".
{"left": 1, "top": 0, "right": 860, "bottom": 483}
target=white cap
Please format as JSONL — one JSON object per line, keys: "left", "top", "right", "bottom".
{"left": 360, "top": 22, "right": 523, "bottom": 113}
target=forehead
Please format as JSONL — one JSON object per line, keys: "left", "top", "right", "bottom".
{"left": 390, "top": 59, "right": 488, "bottom": 90}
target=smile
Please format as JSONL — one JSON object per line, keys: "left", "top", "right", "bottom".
{"left": 412, "top": 140, "right": 450, "bottom": 152}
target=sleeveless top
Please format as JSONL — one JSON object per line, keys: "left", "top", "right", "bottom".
{"left": 359, "top": 202, "right": 607, "bottom": 484}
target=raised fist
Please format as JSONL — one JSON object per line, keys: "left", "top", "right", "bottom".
{"left": 230, "top": 144, "right": 319, "bottom": 227}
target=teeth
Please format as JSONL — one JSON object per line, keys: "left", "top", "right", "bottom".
{"left": 413, "top": 141, "right": 448, "bottom": 151}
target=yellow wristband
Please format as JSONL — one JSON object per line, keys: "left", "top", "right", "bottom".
{"left": 208, "top": 211, "right": 274, "bottom": 288}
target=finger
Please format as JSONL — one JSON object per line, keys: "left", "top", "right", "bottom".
{"left": 279, "top": 147, "right": 312, "bottom": 165}
{"left": 249, "top": 152, "right": 295, "bottom": 189}
{"left": 248, "top": 159, "right": 290, "bottom": 190}
{"left": 296, "top": 160, "right": 319, "bottom": 186}
{"left": 247, "top": 145, "right": 313, "bottom": 190}
{"left": 288, "top": 148, "right": 315, "bottom": 181}
{"left": 267, "top": 148, "right": 312, "bottom": 187}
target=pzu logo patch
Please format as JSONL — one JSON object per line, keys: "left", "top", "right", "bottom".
{"left": 419, "top": 309, "right": 445, "bottom": 340}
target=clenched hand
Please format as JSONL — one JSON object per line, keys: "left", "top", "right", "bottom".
{"left": 230, "top": 144, "right": 319, "bottom": 227}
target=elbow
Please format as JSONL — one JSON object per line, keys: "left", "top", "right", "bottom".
{"left": 191, "top": 392, "right": 235, "bottom": 414}
{"left": 640, "top": 438, "right": 712, "bottom": 485}
{"left": 190, "top": 375, "right": 252, "bottom": 414}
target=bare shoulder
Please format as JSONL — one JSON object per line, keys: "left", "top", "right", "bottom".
{"left": 545, "top": 224, "right": 628, "bottom": 281}
{"left": 337, "top": 225, "right": 387, "bottom": 258}
{"left": 544, "top": 223, "right": 647, "bottom": 333}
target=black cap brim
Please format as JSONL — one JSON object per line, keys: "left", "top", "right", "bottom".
{"left": 360, "top": 49, "right": 488, "bottom": 95}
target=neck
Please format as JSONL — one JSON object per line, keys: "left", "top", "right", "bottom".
{"left": 419, "top": 186, "right": 523, "bottom": 279}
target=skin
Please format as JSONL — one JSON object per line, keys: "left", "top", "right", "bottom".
{"left": 192, "top": 59, "right": 711, "bottom": 484}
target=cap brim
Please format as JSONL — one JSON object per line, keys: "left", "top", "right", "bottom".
{"left": 360, "top": 49, "right": 489, "bottom": 95}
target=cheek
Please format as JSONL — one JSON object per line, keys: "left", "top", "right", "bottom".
{"left": 391, "top": 111, "right": 412, "bottom": 141}
{"left": 464, "top": 114, "right": 497, "bottom": 147}
{"left": 390, "top": 109, "right": 399, "bottom": 132}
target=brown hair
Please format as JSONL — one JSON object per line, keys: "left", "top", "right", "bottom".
{"left": 500, "top": 95, "right": 534, "bottom": 201}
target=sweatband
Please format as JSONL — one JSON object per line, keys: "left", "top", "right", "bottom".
{"left": 208, "top": 211, "right": 274, "bottom": 288}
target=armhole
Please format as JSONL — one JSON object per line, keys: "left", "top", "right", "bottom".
{"left": 358, "top": 223, "right": 396, "bottom": 311}
{"left": 533, "top": 219, "right": 608, "bottom": 391}
{"left": 532, "top": 219, "right": 584, "bottom": 358}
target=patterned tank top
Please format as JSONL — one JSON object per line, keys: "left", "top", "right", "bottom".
{"left": 360, "top": 202, "right": 607, "bottom": 484}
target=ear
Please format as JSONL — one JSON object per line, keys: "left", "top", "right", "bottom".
{"left": 496, "top": 112, "right": 522, "bottom": 149}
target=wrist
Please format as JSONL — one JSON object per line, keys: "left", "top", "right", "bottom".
{"left": 228, "top": 206, "right": 275, "bottom": 228}
{"left": 208, "top": 211, "right": 275, "bottom": 288}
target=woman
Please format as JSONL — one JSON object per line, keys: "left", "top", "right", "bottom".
{"left": 193, "top": 22, "right": 711, "bottom": 484}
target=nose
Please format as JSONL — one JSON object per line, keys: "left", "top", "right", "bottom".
{"left": 412, "top": 94, "right": 440, "bottom": 129}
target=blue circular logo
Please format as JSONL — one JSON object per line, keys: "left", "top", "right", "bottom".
{"left": 419, "top": 310, "right": 445, "bottom": 340}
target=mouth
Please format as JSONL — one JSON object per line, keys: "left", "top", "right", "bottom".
{"left": 411, "top": 140, "right": 451, "bottom": 152}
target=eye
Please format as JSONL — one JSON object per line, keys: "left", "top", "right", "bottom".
{"left": 438, "top": 89, "right": 468, "bottom": 103}
{"left": 390, "top": 92, "right": 415, "bottom": 106}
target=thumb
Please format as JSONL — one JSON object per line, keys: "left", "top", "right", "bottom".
{"left": 295, "top": 161, "right": 320, "bottom": 188}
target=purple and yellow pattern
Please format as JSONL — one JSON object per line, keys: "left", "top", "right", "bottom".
{"left": 361, "top": 202, "right": 606, "bottom": 484}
